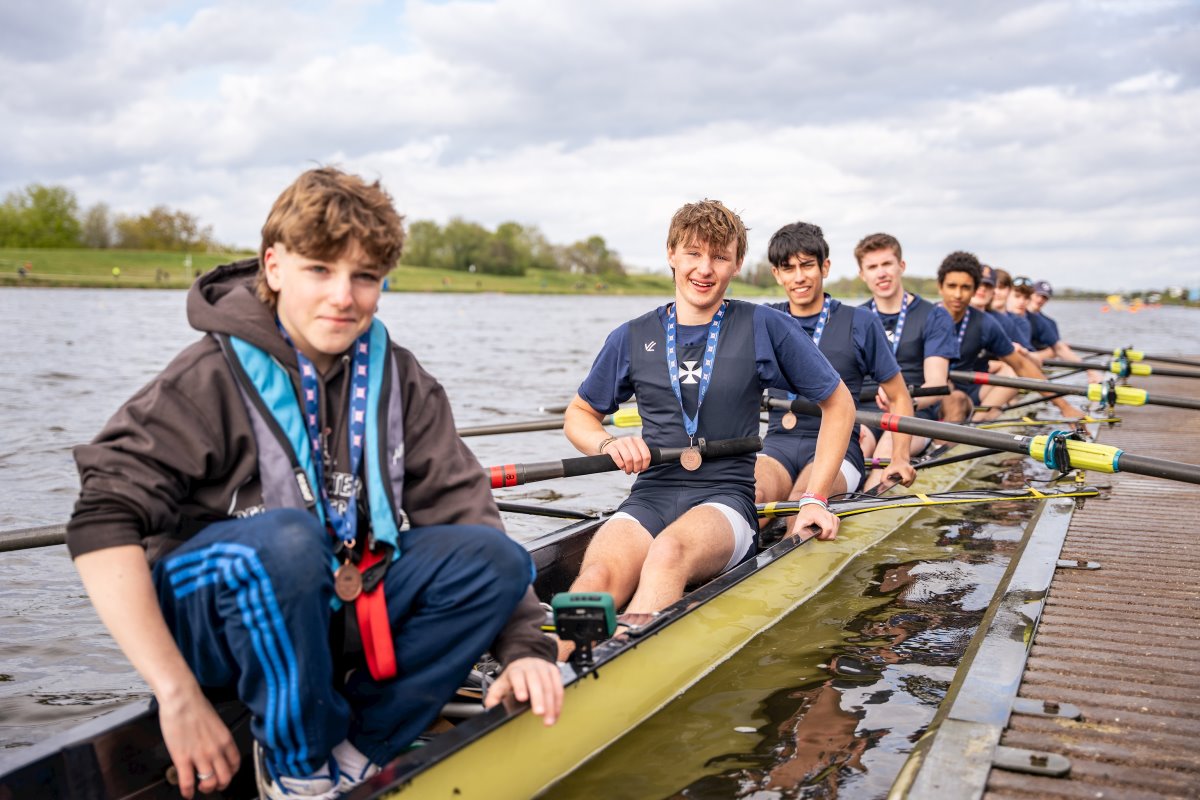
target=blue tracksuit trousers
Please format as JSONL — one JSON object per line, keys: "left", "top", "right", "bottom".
{"left": 152, "top": 508, "right": 533, "bottom": 775}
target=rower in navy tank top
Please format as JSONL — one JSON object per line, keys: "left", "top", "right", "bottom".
{"left": 756, "top": 222, "right": 917, "bottom": 522}
{"left": 852, "top": 233, "right": 970, "bottom": 485}
{"left": 559, "top": 202, "right": 855, "bottom": 636}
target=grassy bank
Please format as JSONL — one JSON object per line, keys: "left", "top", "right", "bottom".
{"left": 0, "top": 247, "right": 683, "bottom": 295}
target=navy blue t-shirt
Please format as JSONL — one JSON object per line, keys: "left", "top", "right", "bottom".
{"left": 579, "top": 304, "right": 841, "bottom": 414}
{"left": 1028, "top": 311, "right": 1059, "bottom": 349}
{"left": 862, "top": 295, "right": 959, "bottom": 389}
{"left": 578, "top": 301, "right": 842, "bottom": 490}
{"left": 763, "top": 298, "right": 898, "bottom": 436}
{"left": 952, "top": 310, "right": 1016, "bottom": 401}
{"left": 989, "top": 309, "right": 1032, "bottom": 349}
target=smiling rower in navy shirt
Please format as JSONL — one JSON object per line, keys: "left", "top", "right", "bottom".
{"left": 757, "top": 222, "right": 917, "bottom": 520}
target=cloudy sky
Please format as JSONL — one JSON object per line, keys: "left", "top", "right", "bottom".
{"left": 2, "top": 0, "right": 1196, "bottom": 289}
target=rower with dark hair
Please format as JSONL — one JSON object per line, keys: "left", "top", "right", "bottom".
{"left": 757, "top": 222, "right": 917, "bottom": 512}
{"left": 942, "top": 253, "right": 1083, "bottom": 421}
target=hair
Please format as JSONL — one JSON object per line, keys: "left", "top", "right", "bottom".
{"left": 936, "top": 250, "right": 982, "bottom": 289}
{"left": 992, "top": 267, "right": 1013, "bottom": 290}
{"left": 666, "top": 199, "right": 748, "bottom": 264}
{"left": 256, "top": 167, "right": 406, "bottom": 308}
{"left": 853, "top": 232, "right": 902, "bottom": 266}
{"left": 767, "top": 221, "right": 829, "bottom": 268}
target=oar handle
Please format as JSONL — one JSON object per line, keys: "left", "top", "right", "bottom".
{"left": 487, "top": 436, "right": 763, "bottom": 488}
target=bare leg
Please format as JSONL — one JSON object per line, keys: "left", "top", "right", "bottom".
{"left": 754, "top": 454, "right": 795, "bottom": 529}
{"left": 557, "top": 518, "right": 652, "bottom": 660}
{"left": 624, "top": 505, "right": 737, "bottom": 614}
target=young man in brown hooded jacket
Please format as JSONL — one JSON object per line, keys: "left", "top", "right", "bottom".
{"left": 68, "top": 168, "right": 560, "bottom": 800}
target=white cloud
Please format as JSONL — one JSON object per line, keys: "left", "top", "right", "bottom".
{"left": 0, "top": 0, "right": 1196, "bottom": 289}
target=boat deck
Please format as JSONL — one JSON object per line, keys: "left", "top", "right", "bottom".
{"left": 985, "top": 370, "right": 1200, "bottom": 799}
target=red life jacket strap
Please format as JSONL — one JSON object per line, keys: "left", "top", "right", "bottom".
{"left": 354, "top": 547, "right": 397, "bottom": 681}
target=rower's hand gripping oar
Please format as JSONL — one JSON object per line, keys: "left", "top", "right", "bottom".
{"left": 768, "top": 396, "right": 1200, "bottom": 485}
{"left": 487, "top": 436, "right": 762, "bottom": 488}
{"left": 948, "top": 369, "right": 1200, "bottom": 412}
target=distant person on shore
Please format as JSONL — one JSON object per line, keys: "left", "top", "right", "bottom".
{"left": 756, "top": 222, "right": 916, "bottom": 504}
{"left": 953, "top": 256, "right": 1082, "bottom": 420}
{"left": 560, "top": 200, "right": 855, "bottom": 633}
{"left": 67, "top": 167, "right": 560, "bottom": 800}
{"left": 853, "top": 232, "right": 968, "bottom": 479}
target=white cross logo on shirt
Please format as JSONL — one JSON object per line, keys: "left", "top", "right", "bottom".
{"left": 679, "top": 360, "right": 702, "bottom": 384}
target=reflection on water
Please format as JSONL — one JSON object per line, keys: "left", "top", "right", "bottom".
{"left": 0, "top": 289, "right": 1194, "bottom": 779}
{"left": 549, "top": 478, "right": 1068, "bottom": 799}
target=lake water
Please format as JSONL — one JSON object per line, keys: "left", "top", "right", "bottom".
{"left": 1, "top": 287, "right": 1197, "bottom": 794}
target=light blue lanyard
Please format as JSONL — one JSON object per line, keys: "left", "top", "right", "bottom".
{"left": 666, "top": 301, "right": 726, "bottom": 440}
{"left": 279, "top": 321, "right": 371, "bottom": 545}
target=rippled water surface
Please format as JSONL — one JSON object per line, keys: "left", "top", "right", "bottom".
{"left": 1, "top": 288, "right": 1197, "bottom": 792}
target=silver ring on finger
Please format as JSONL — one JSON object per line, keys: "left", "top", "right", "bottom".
{"left": 196, "top": 770, "right": 215, "bottom": 781}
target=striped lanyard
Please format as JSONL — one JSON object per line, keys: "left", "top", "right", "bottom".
{"left": 953, "top": 306, "right": 972, "bottom": 349}
{"left": 279, "top": 321, "right": 371, "bottom": 545}
{"left": 666, "top": 301, "right": 726, "bottom": 441}
{"left": 788, "top": 294, "right": 832, "bottom": 401}
{"left": 870, "top": 293, "right": 910, "bottom": 355}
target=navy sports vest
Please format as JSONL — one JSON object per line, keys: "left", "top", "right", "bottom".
{"left": 860, "top": 294, "right": 936, "bottom": 395}
{"left": 765, "top": 300, "right": 858, "bottom": 436}
{"left": 627, "top": 300, "right": 759, "bottom": 491}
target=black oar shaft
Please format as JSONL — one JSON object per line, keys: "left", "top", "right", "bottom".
{"left": 0, "top": 524, "right": 65, "bottom": 553}
{"left": 459, "top": 418, "right": 567, "bottom": 437}
{"left": 948, "top": 370, "right": 1200, "bottom": 411}
{"left": 856, "top": 384, "right": 950, "bottom": 402}
{"left": 770, "top": 396, "right": 1200, "bottom": 485}
{"left": 1073, "top": 345, "right": 1200, "bottom": 369}
{"left": 1042, "top": 358, "right": 1200, "bottom": 380}
{"left": 487, "top": 436, "right": 763, "bottom": 488}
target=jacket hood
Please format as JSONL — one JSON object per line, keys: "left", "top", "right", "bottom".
{"left": 187, "top": 258, "right": 294, "bottom": 362}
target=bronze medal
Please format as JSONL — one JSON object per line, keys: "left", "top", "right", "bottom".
{"left": 781, "top": 411, "right": 798, "bottom": 430}
{"left": 679, "top": 446, "right": 703, "bottom": 471}
{"left": 334, "top": 561, "right": 363, "bottom": 602}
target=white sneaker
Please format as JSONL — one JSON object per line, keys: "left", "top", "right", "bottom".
{"left": 254, "top": 741, "right": 342, "bottom": 800}
{"left": 331, "top": 740, "right": 381, "bottom": 792}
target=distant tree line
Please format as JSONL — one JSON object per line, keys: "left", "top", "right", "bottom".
{"left": 0, "top": 183, "right": 221, "bottom": 251}
{"left": 402, "top": 218, "right": 625, "bottom": 278}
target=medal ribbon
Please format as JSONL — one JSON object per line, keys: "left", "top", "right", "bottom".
{"left": 787, "top": 294, "right": 832, "bottom": 401}
{"left": 953, "top": 306, "right": 972, "bottom": 349}
{"left": 870, "top": 293, "right": 910, "bottom": 355}
{"left": 279, "top": 320, "right": 371, "bottom": 545}
{"left": 666, "top": 301, "right": 726, "bottom": 440}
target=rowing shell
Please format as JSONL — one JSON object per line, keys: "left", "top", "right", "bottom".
{"left": 0, "top": 442, "right": 1042, "bottom": 799}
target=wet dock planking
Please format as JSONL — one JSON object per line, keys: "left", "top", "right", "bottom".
{"left": 982, "top": 368, "right": 1200, "bottom": 799}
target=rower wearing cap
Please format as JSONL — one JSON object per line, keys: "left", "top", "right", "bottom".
{"left": 757, "top": 222, "right": 917, "bottom": 520}
{"left": 853, "top": 232, "right": 970, "bottom": 485}
{"left": 1030, "top": 280, "right": 1101, "bottom": 382}
{"left": 963, "top": 261, "right": 1084, "bottom": 420}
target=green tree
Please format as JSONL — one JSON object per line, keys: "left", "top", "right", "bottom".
{"left": 441, "top": 217, "right": 490, "bottom": 272}
{"left": 400, "top": 220, "right": 446, "bottom": 269}
{"left": 0, "top": 184, "right": 82, "bottom": 247}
